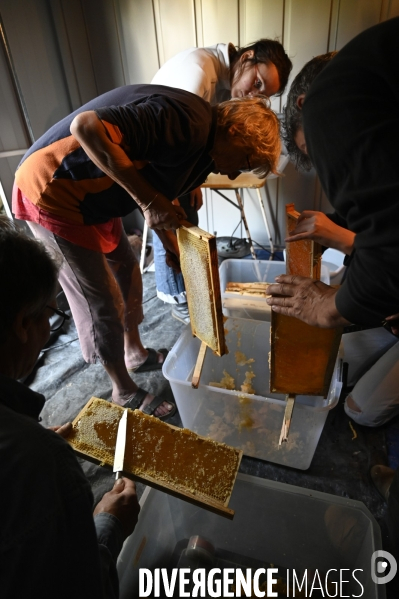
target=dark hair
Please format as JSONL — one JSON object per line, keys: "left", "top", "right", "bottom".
{"left": 283, "top": 52, "right": 337, "bottom": 170}
{"left": 0, "top": 216, "right": 59, "bottom": 343}
{"left": 231, "top": 39, "right": 292, "bottom": 95}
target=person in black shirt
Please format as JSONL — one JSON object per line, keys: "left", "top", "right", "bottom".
{"left": 268, "top": 21, "right": 399, "bottom": 585}
{"left": 267, "top": 19, "right": 399, "bottom": 329}
{"left": 0, "top": 216, "right": 139, "bottom": 598}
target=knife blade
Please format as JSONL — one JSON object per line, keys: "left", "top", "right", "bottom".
{"left": 113, "top": 409, "right": 128, "bottom": 479}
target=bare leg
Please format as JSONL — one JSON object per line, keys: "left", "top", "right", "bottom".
{"left": 106, "top": 232, "right": 166, "bottom": 370}
{"left": 28, "top": 223, "right": 172, "bottom": 417}
{"left": 103, "top": 359, "right": 172, "bottom": 416}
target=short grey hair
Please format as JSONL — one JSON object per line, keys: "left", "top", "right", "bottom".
{"left": 0, "top": 216, "right": 59, "bottom": 343}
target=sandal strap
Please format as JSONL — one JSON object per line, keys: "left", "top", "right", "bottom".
{"left": 128, "top": 347, "right": 168, "bottom": 373}
{"left": 141, "top": 395, "right": 166, "bottom": 415}
{"left": 142, "top": 347, "right": 159, "bottom": 367}
{"left": 123, "top": 387, "right": 148, "bottom": 410}
{"left": 144, "top": 347, "right": 168, "bottom": 364}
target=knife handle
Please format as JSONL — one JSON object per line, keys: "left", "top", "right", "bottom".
{"left": 115, "top": 471, "right": 122, "bottom": 480}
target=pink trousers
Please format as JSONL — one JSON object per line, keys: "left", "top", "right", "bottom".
{"left": 28, "top": 222, "right": 143, "bottom": 364}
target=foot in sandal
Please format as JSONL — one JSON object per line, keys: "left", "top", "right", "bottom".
{"left": 125, "top": 348, "right": 168, "bottom": 373}
{"left": 113, "top": 388, "right": 176, "bottom": 420}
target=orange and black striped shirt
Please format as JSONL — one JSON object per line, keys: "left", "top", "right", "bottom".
{"left": 14, "top": 84, "right": 217, "bottom": 251}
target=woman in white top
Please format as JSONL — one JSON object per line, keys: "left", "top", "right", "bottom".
{"left": 151, "top": 40, "right": 292, "bottom": 322}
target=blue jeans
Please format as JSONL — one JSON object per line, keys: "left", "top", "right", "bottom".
{"left": 154, "top": 193, "right": 199, "bottom": 304}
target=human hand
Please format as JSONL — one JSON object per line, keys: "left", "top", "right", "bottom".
{"left": 266, "top": 275, "right": 350, "bottom": 328}
{"left": 94, "top": 477, "right": 140, "bottom": 539}
{"left": 48, "top": 422, "right": 73, "bottom": 438}
{"left": 189, "top": 187, "right": 203, "bottom": 211}
{"left": 286, "top": 211, "right": 355, "bottom": 255}
{"left": 144, "top": 194, "right": 186, "bottom": 230}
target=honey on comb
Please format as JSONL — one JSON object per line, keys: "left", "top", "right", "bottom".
{"left": 177, "top": 226, "right": 227, "bottom": 356}
{"left": 178, "top": 229, "right": 218, "bottom": 350}
{"left": 69, "top": 398, "right": 240, "bottom": 504}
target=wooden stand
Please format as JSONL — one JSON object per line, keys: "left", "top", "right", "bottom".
{"left": 279, "top": 394, "right": 296, "bottom": 445}
{"left": 139, "top": 221, "right": 148, "bottom": 274}
{"left": 192, "top": 341, "right": 207, "bottom": 388}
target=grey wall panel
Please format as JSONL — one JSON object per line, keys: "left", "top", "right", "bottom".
{"left": 198, "top": 0, "right": 239, "bottom": 46}
{"left": 385, "top": 0, "right": 399, "bottom": 18}
{"left": 116, "top": 0, "right": 160, "bottom": 84}
{"left": 0, "top": 40, "right": 27, "bottom": 152}
{"left": 49, "top": 0, "right": 98, "bottom": 107}
{"left": 259, "top": 176, "right": 281, "bottom": 245}
{"left": 239, "top": 0, "right": 285, "bottom": 113}
{"left": 153, "top": 0, "right": 197, "bottom": 65}
{"left": 284, "top": 0, "right": 332, "bottom": 81}
{"left": 279, "top": 163, "right": 319, "bottom": 229}
{"left": 0, "top": 155, "right": 21, "bottom": 213}
{"left": 334, "top": 0, "right": 381, "bottom": 49}
{"left": 1, "top": 0, "right": 72, "bottom": 138}
{"left": 239, "top": 0, "right": 285, "bottom": 46}
{"left": 81, "top": 0, "right": 126, "bottom": 94}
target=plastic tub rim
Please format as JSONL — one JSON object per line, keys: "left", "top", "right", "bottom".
{"left": 163, "top": 373, "right": 340, "bottom": 414}
{"left": 163, "top": 328, "right": 342, "bottom": 415}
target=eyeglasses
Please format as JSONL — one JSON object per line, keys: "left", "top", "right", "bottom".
{"left": 239, "top": 155, "right": 253, "bottom": 173}
{"left": 46, "top": 305, "right": 70, "bottom": 332}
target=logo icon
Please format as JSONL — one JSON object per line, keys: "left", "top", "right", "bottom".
{"left": 371, "top": 550, "right": 397, "bottom": 584}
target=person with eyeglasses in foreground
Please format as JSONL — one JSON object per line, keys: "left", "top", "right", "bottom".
{"left": 266, "top": 18, "right": 399, "bottom": 586}
{"left": 13, "top": 85, "right": 280, "bottom": 420}
{"left": 150, "top": 39, "right": 292, "bottom": 324}
{"left": 0, "top": 216, "right": 140, "bottom": 598}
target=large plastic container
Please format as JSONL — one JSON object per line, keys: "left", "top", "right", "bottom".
{"left": 163, "top": 318, "right": 343, "bottom": 470}
{"left": 118, "top": 473, "right": 384, "bottom": 599}
{"left": 220, "top": 259, "right": 330, "bottom": 320}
